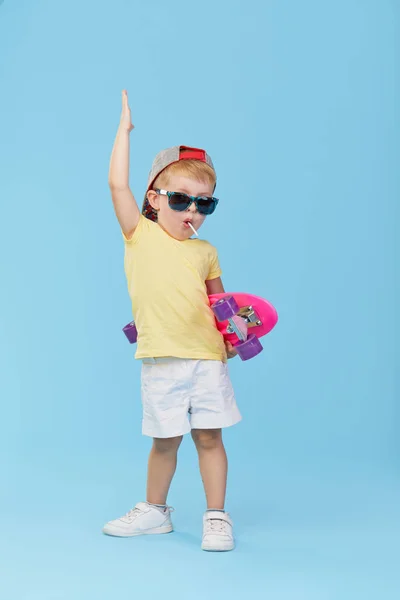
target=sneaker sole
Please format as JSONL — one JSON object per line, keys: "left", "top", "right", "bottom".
{"left": 103, "top": 524, "right": 173, "bottom": 538}
{"left": 201, "top": 541, "right": 235, "bottom": 552}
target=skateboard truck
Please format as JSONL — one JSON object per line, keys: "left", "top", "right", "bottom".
{"left": 226, "top": 305, "right": 262, "bottom": 334}
{"left": 122, "top": 307, "right": 261, "bottom": 346}
{"left": 211, "top": 297, "right": 264, "bottom": 361}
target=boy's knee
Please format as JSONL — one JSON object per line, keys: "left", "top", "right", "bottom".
{"left": 153, "top": 436, "right": 182, "bottom": 453}
{"left": 191, "top": 429, "right": 222, "bottom": 451}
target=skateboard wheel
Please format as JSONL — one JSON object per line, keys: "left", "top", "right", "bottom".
{"left": 235, "top": 334, "right": 263, "bottom": 361}
{"left": 123, "top": 322, "right": 138, "bottom": 344}
{"left": 211, "top": 296, "right": 239, "bottom": 321}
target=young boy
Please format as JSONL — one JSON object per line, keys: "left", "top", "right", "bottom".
{"left": 102, "top": 90, "right": 241, "bottom": 552}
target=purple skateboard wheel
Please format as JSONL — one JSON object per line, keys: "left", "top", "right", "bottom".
{"left": 235, "top": 334, "right": 263, "bottom": 361}
{"left": 211, "top": 296, "right": 239, "bottom": 321}
{"left": 123, "top": 322, "right": 138, "bottom": 344}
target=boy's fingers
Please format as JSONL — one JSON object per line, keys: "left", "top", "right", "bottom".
{"left": 225, "top": 341, "right": 238, "bottom": 357}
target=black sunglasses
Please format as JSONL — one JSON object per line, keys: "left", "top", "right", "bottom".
{"left": 155, "top": 189, "right": 219, "bottom": 216}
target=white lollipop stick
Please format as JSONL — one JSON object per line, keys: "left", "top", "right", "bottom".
{"left": 188, "top": 222, "right": 198, "bottom": 237}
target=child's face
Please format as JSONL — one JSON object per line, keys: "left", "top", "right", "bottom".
{"left": 149, "top": 174, "right": 214, "bottom": 241}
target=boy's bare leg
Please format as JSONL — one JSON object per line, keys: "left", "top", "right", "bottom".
{"left": 146, "top": 436, "right": 183, "bottom": 505}
{"left": 191, "top": 429, "right": 227, "bottom": 509}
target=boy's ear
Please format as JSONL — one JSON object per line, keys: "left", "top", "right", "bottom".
{"left": 146, "top": 190, "right": 160, "bottom": 211}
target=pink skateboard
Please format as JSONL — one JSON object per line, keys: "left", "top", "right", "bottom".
{"left": 123, "top": 292, "right": 278, "bottom": 361}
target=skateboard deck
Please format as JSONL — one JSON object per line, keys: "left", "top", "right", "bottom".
{"left": 123, "top": 292, "right": 278, "bottom": 361}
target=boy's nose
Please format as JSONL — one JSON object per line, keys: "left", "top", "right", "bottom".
{"left": 187, "top": 203, "right": 198, "bottom": 213}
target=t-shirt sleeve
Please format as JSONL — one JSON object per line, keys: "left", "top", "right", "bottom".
{"left": 122, "top": 214, "right": 149, "bottom": 245}
{"left": 206, "top": 245, "right": 222, "bottom": 280}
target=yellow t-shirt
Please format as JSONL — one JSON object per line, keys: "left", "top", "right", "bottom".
{"left": 123, "top": 215, "right": 226, "bottom": 361}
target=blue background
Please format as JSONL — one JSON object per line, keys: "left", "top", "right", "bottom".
{"left": 0, "top": 0, "right": 398, "bottom": 598}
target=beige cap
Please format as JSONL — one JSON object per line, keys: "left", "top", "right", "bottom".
{"left": 142, "top": 145, "right": 216, "bottom": 221}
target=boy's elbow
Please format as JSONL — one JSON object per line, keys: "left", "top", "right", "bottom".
{"left": 109, "top": 180, "right": 128, "bottom": 192}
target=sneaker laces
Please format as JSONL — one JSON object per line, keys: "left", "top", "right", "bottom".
{"left": 122, "top": 507, "right": 143, "bottom": 522}
{"left": 122, "top": 504, "right": 174, "bottom": 522}
{"left": 205, "top": 518, "right": 230, "bottom": 535}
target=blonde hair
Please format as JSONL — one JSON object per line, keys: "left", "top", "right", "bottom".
{"left": 153, "top": 159, "right": 216, "bottom": 191}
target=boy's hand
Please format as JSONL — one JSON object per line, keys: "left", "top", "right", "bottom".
{"left": 120, "top": 90, "right": 134, "bottom": 133}
{"left": 225, "top": 340, "right": 238, "bottom": 359}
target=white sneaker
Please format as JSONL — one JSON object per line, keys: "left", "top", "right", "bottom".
{"left": 102, "top": 502, "right": 174, "bottom": 537}
{"left": 201, "top": 511, "right": 235, "bottom": 551}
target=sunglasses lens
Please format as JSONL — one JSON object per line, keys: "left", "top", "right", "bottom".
{"left": 167, "top": 192, "right": 218, "bottom": 215}
{"left": 168, "top": 193, "right": 191, "bottom": 211}
{"left": 197, "top": 197, "right": 217, "bottom": 215}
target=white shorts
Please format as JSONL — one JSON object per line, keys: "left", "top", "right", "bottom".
{"left": 140, "top": 357, "right": 242, "bottom": 438}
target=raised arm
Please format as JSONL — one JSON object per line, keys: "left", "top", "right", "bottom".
{"left": 108, "top": 90, "right": 141, "bottom": 239}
